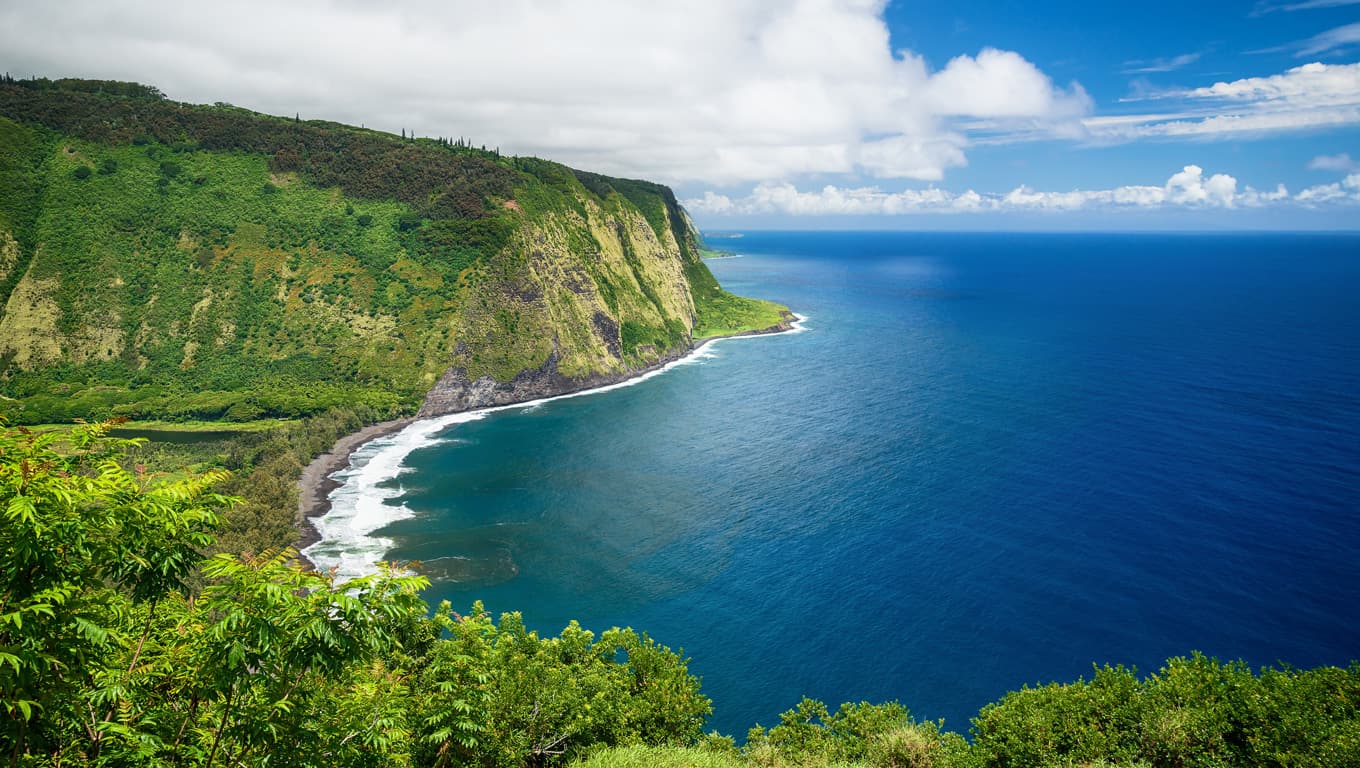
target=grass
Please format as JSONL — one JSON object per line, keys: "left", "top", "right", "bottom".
{"left": 693, "top": 292, "right": 789, "bottom": 339}
{"left": 686, "top": 260, "right": 789, "bottom": 339}
{"left": 575, "top": 745, "right": 746, "bottom": 768}
{"left": 23, "top": 418, "right": 296, "bottom": 434}
{"left": 699, "top": 247, "right": 738, "bottom": 259}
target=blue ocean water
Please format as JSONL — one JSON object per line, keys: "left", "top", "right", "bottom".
{"left": 363, "top": 232, "right": 1360, "bottom": 736}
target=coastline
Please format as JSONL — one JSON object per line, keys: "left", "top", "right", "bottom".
{"left": 295, "top": 312, "right": 800, "bottom": 572}
{"left": 294, "top": 416, "right": 415, "bottom": 564}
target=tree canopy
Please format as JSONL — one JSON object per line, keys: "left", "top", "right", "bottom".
{"left": 1, "top": 421, "right": 1356, "bottom": 767}
{"left": 0, "top": 422, "right": 712, "bottom": 766}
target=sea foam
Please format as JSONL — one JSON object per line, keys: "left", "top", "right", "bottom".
{"left": 303, "top": 315, "right": 807, "bottom": 581}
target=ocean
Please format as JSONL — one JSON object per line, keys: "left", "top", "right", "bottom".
{"left": 306, "top": 231, "right": 1360, "bottom": 737}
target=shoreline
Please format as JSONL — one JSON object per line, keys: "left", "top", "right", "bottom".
{"left": 295, "top": 313, "right": 801, "bottom": 572}
{"left": 294, "top": 416, "right": 416, "bottom": 565}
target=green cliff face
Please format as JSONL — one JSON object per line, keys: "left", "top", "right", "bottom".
{"left": 0, "top": 79, "right": 788, "bottom": 424}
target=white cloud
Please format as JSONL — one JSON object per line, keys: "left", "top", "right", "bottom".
{"left": 1088, "top": 108, "right": 1360, "bottom": 138}
{"left": 1122, "top": 53, "right": 1203, "bottom": 74}
{"left": 1240, "top": 184, "right": 1292, "bottom": 206}
{"left": 0, "top": 0, "right": 1088, "bottom": 186}
{"left": 729, "top": 181, "right": 977, "bottom": 215}
{"left": 925, "top": 48, "right": 1091, "bottom": 120}
{"left": 1309, "top": 152, "right": 1359, "bottom": 171}
{"left": 1182, "top": 62, "right": 1360, "bottom": 104}
{"left": 1165, "top": 165, "right": 1239, "bottom": 206}
{"left": 1292, "top": 22, "right": 1360, "bottom": 57}
{"left": 684, "top": 165, "right": 1360, "bottom": 215}
{"left": 1253, "top": 0, "right": 1360, "bottom": 13}
{"left": 855, "top": 134, "right": 969, "bottom": 180}
{"left": 1297, "top": 172, "right": 1360, "bottom": 203}
{"left": 689, "top": 191, "right": 737, "bottom": 215}
{"left": 1297, "top": 182, "right": 1349, "bottom": 201}
{"left": 1095, "top": 62, "right": 1360, "bottom": 140}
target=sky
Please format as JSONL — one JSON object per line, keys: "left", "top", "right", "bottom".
{"left": 2, "top": 0, "right": 1359, "bottom": 229}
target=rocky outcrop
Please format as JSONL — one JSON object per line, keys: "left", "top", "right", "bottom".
{"left": 419, "top": 178, "right": 704, "bottom": 417}
{"left": 417, "top": 343, "right": 681, "bottom": 417}
{"left": 417, "top": 312, "right": 795, "bottom": 418}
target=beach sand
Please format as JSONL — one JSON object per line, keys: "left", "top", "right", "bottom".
{"left": 295, "top": 416, "right": 414, "bottom": 558}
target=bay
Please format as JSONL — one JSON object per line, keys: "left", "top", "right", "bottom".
{"left": 349, "top": 231, "right": 1360, "bottom": 736}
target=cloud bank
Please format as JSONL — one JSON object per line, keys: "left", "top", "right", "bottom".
{"left": 685, "top": 166, "right": 1360, "bottom": 215}
{"left": 1092, "top": 61, "right": 1360, "bottom": 140}
{"left": 0, "top": 0, "right": 1088, "bottom": 185}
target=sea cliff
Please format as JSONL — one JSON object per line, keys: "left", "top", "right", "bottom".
{"left": 0, "top": 78, "right": 789, "bottom": 427}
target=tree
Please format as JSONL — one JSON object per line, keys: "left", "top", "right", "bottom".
{"left": 193, "top": 551, "right": 427, "bottom": 767}
{"left": 412, "top": 602, "right": 711, "bottom": 768}
{"left": 0, "top": 422, "right": 429, "bottom": 766}
{"left": 0, "top": 420, "right": 229, "bottom": 758}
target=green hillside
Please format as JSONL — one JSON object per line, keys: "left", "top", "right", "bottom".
{"left": 0, "top": 78, "right": 787, "bottom": 425}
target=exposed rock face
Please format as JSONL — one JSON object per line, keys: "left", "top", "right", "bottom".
{"left": 417, "top": 313, "right": 795, "bottom": 418}
{"left": 419, "top": 185, "right": 712, "bottom": 417}
{"left": 418, "top": 344, "right": 683, "bottom": 417}
{"left": 437, "top": 195, "right": 702, "bottom": 393}
{"left": 591, "top": 311, "right": 622, "bottom": 358}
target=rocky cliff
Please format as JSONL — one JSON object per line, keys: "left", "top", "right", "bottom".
{"left": 417, "top": 175, "right": 791, "bottom": 417}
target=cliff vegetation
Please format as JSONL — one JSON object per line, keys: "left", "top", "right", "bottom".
{"left": 0, "top": 77, "right": 788, "bottom": 425}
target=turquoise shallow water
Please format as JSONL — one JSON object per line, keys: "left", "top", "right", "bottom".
{"left": 320, "top": 232, "right": 1360, "bottom": 736}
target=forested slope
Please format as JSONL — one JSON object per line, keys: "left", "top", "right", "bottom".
{"left": 0, "top": 77, "right": 787, "bottom": 425}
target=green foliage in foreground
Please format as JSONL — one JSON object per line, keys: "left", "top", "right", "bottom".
{"left": 4, "top": 422, "right": 1358, "bottom": 768}
{"left": 585, "top": 655, "right": 1360, "bottom": 768}
{"left": 1, "top": 422, "right": 710, "bottom": 766}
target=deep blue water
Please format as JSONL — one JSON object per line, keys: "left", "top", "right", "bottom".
{"left": 376, "top": 232, "right": 1360, "bottom": 736}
